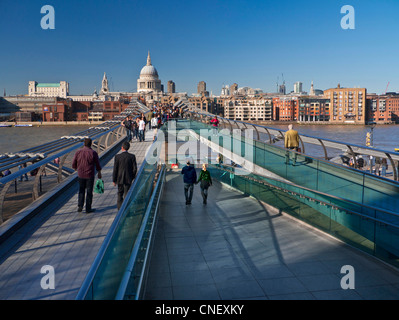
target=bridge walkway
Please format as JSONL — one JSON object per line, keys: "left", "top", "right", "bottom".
{"left": 144, "top": 171, "right": 399, "bottom": 300}
{"left": 0, "top": 131, "right": 154, "bottom": 300}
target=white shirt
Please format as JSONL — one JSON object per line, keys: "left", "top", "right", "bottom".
{"left": 139, "top": 120, "right": 145, "bottom": 131}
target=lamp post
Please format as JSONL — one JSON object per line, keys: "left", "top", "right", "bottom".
{"left": 368, "top": 122, "right": 376, "bottom": 147}
{"left": 366, "top": 122, "right": 376, "bottom": 173}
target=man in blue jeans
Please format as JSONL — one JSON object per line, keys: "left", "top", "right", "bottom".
{"left": 181, "top": 158, "right": 197, "bottom": 205}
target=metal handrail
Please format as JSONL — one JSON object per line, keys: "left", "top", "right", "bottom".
{"left": 210, "top": 164, "right": 399, "bottom": 229}
{"left": 0, "top": 109, "right": 151, "bottom": 185}
{"left": 217, "top": 164, "right": 399, "bottom": 220}
{"left": 187, "top": 110, "right": 399, "bottom": 158}
{"left": 115, "top": 164, "right": 166, "bottom": 300}
{"left": 177, "top": 121, "right": 399, "bottom": 219}
{"left": 182, "top": 119, "right": 399, "bottom": 192}
{"left": 184, "top": 110, "right": 399, "bottom": 181}
{"left": 183, "top": 113, "right": 399, "bottom": 183}
{"left": 0, "top": 125, "right": 119, "bottom": 185}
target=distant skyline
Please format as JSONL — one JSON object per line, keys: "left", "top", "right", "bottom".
{"left": 1, "top": 0, "right": 399, "bottom": 96}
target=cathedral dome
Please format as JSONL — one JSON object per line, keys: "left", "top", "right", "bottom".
{"left": 139, "top": 51, "right": 159, "bottom": 78}
{"left": 140, "top": 65, "right": 158, "bottom": 77}
{"left": 137, "top": 51, "right": 162, "bottom": 94}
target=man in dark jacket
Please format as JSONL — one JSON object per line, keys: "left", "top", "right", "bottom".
{"left": 113, "top": 141, "right": 137, "bottom": 210}
{"left": 121, "top": 116, "right": 132, "bottom": 142}
{"left": 181, "top": 157, "right": 197, "bottom": 205}
{"left": 72, "top": 138, "right": 102, "bottom": 213}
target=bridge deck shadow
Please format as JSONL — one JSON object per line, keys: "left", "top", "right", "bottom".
{"left": 144, "top": 171, "right": 399, "bottom": 300}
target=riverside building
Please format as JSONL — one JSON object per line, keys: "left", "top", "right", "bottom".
{"left": 323, "top": 84, "right": 366, "bottom": 124}
{"left": 366, "top": 93, "right": 399, "bottom": 124}
{"left": 224, "top": 97, "right": 273, "bottom": 121}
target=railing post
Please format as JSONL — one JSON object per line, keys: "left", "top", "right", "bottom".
{"left": 299, "top": 136, "right": 305, "bottom": 154}
{"left": 32, "top": 164, "right": 47, "bottom": 201}
{"left": 385, "top": 153, "right": 397, "bottom": 181}
{"left": 251, "top": 124, "right": 260, "bottom": 141}
{"left": 0, "top": 181, "right": 13, "bottom": 224}
{"left": 58, "top": 152, "right": 71, "bottom": 183}
{"left": 105, "top": 132, "right": 113, "bottom": 149}
{"left": 263, "top": 127, "right": 273, "bottom": 144}
{"left": 317, "top": 138, "right": 329, "bottom": 160}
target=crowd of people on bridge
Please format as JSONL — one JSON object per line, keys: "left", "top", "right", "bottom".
{"left": 121, "top": 103, "right": 184, "bottom": 143}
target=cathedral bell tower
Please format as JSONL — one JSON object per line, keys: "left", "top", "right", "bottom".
{"left": 100, "top": 72, "right": 109, "bottom": 95}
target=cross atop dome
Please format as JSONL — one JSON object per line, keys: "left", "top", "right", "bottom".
{"left": 147, "top": 51, "right": 152, "bottom": 66}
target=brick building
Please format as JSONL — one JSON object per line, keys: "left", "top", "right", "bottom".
{"left": 42, "top": 100, "right": 72, "bottom": 122}
{"left": 323, "top": 85, "right": 366, "bottom": 124}
{"left": 272, "top": 97, "right": 297, "bottom": 121}
{"left": 366, "top": 94, "right": 399, "bottom": 124}
{"left": 41, "top": 99, "right": 131, "bottom": 122}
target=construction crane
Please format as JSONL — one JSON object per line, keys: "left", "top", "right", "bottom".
{"left": 276, "top": 76, "right": 279, "bottom": 93}
{"left": 385, "top": 82, "right": 390, "bottom": 94}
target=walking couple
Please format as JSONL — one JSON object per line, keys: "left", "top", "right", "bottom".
{"left": 181, "top": 158, "right": 212, "bottom": 205}
{"left": 72, "top": 138, "right": 137, "bottom": 213}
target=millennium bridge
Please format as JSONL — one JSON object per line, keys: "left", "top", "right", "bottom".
{"left": 0, "top": 98, "right": 399, "bottom": 300}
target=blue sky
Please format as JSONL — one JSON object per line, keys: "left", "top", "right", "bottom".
{"left": 0, "top": 0, "right": 398, "bottom": 96}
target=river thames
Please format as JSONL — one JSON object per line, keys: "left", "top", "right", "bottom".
{"left": 0, "top": 123, "right": 398, "bottom": 155}
{"left": 0, "top": 125, "right": 92, "bottom": 154}
{"left": 263, "top": 123, "right": 399, "bottom": 151}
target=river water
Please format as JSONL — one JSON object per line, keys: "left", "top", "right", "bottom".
{"left": 0, "top": 123, "right": 398, "bottom": 156}
{"left": 267, "top": 124, "right": 399, "bottom": 152}
{"left": 0, "top": 125, "right": 92, "bottom": 154}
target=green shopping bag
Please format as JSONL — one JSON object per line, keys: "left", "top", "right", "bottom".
{"left": 94, "top": 179, "right": 104, "bottom": 194}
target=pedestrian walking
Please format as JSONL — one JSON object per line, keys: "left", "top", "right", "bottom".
{"left": 72, "top": 138, "right": 102, "bottom": 213}
{"left": 181, "top": 158, "right": 197, "bottom": 205}
{"left": 381, "top": 158, "right": 388, "bottom": 177}
{"left": 375, "top": 157, "right": 381, "bottom": 175}
{"left": 210, "top": 116, "right": 219, "bottom": 136}
{"left": 138, "top": 117, "right": 146, "bottom": 142}
{"left": 113, "top": 141, "right": 137, "bottom": 210}
{"left": 284, "top": 124, "right": 300, "bottom": 165}
{"left": 197, "top": 163, "right": 212, "bottom": 204}
{"left": 19, "top": 163, "right": 28, "bottom": 181}
{"left": 121, "top": 116, "right": 132, "bottom": 142}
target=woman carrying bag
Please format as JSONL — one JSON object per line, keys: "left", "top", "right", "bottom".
{"left": 197, "top": 163, "right": 212, "bottom": 204}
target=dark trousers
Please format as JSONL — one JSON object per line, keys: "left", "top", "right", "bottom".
{"left": 117, "top": 184, "right": 131, "bottom": 210}
{"left": 125, "top": 128, "right": 132, "bottom": 141}
{"left": 200, "top": 186, "right": 209, "bottom": 202}
{"left": 78, "top": 177, "right": 94, "bottom": 210}
{"left": 139, "top": 130, "right": 145, "bottom": 142}
{"left": 184, "top": 183, "right": 194, "bottom": 204}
